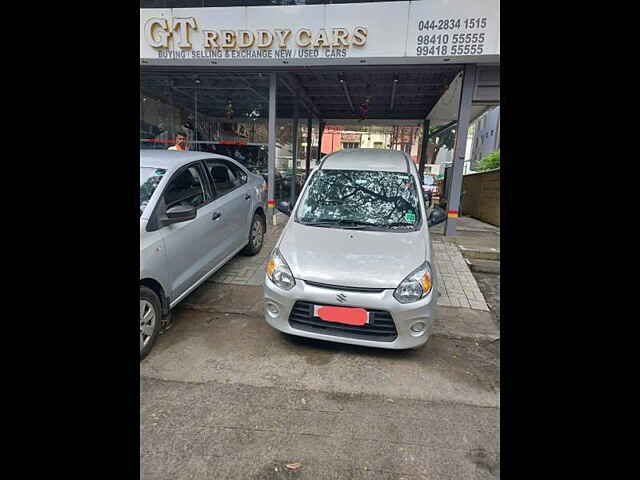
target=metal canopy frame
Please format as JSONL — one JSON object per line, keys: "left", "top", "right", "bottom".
{"left": 141, "top": 64, "right": 462, "bottom": 121}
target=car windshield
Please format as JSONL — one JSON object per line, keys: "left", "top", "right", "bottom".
{"left": 295, "top": 169, "right": 421, "bottom": 230}
{"left": 140, "top": 167, "right": 167, "bottom": 216}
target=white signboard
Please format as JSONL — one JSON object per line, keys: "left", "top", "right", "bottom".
{"left": 140, "top": 0, "right": 499, "bottom": 66}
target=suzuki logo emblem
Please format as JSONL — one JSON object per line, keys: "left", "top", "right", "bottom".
{"left": 336, "top": 293, "right": 347, "bottom": 303}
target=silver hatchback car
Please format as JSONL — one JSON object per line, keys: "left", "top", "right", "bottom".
{"left": 264, "top": 149, "right": 446, "bottom": 350}
{"left": 140, "top": 150, "right": 267, "bottom": 359}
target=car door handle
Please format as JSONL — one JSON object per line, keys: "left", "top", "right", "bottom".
{"left": 244, "top": 194, "right": 251, "bottom": 200}
{"left": 212, "top": 212, "right": 222, "bottom": 221}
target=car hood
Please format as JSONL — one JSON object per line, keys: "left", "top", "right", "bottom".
{"left": 277, "top": 221, "right": 429, "bottom": 289}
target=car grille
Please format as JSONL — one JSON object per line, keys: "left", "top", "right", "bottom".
{"left": 303, "top": 280, "right": 385, "bottom": 293}
{"left": 288, "top": 301, "right": 398, "bottom": 342}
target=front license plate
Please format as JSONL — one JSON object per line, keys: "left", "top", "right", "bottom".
{"left": 313, "top": 305, "right": 369, "bottom": 326}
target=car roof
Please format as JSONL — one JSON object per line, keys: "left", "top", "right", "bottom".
{"left": 320, "top": 148, "right": 411, "bottom": 173}
{"left": 139, "top": 150, "right": 238, "bottom": 170}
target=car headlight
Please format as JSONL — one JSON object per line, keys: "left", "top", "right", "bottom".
{"left": 393, "top": 261, "right": 433, "bottom": 304}
{"left": 266, "top": 248, "right": 296, "bottom": 290}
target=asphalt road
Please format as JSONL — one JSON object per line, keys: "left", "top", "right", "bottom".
{"left": 141, "top": 283, "right": 500, "bottom": 480}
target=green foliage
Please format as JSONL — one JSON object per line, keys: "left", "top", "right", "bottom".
{"left": 476, "top": 150, "right": 500, "bottom": 171}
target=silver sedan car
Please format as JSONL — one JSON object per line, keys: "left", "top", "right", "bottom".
{"left": 264, "top": 148, "right": 445, "bottom": 349}
{"left": 140, "top": 150, "right": 267, "bottom": 359}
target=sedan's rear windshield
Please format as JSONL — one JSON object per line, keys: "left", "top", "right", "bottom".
{"left": 140, "top": 167, "right": 167, "bottom": 216}
{"left": 295, "top": 169, "right": 421, "bottom": 230}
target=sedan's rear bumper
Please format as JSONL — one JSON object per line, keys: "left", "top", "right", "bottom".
{"left": 263, "top": 276, "right": 439, "bottom": 349}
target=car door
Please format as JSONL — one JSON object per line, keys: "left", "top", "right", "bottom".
{"left": 204, "top": 159, "right": 253, "bottom": 256}
{"left": 158, "top": 162, "right": 220, "bottom": 301}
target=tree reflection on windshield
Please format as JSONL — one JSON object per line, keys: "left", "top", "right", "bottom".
{"left": 296, "top": 169, "right": 421, "bottom": 230}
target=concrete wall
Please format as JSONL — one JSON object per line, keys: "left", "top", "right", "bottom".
{"left": 461, "top": 169, "right": 500, "bottom": 226}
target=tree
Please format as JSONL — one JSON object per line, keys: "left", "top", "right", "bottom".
{"left": 476, "top": 150, "right": 500, "bottom": 171}
{"left": 429, "top": 126, "right": 457, "bottom": 164}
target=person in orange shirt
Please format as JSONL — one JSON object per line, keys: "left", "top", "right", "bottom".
{"left": 168, "top": 132, "right": 188, "bottom": 151}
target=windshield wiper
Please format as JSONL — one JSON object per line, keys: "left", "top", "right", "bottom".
{"left": 383, "top": 222, "right": 416, "bottom": 229}
{"left": 302, "top": 219, "right": 378, "bottom": 229}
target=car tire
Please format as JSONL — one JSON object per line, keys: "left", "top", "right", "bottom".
{"left": 241, "top": 212, "right": 265, "bottom": 256}
{"left": 140, "top": 286, "right": 162, "bottom": 361}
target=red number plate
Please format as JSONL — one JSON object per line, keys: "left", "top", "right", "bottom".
{"left": 314, "top": 305, "right": 369, "bottom": 326}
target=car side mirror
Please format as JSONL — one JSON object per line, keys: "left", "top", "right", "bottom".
{"left": 427, "top": 207, "right": 447, "bottom": 227}
{"left": 277, "top": 201, "right": 291, "bottom": 216}
{"left": 162, "top": 204, "right": 197, "bottom": 226}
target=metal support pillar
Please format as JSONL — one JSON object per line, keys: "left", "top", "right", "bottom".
{"left": 317, "top": 120, "right": 326, "bottom": 163}
{"left": 291, "top": 89, "right": 300, "bottom": 206}
{"left": 444, "top": 65, "right": 476, "bottom": 236}
{"left": 194, "top": 82, "right": 198, "bottom": 151}
{"left": 444, "top": 166, "right": 453, "bottom": 200}
{"left": 418, "top": 119, "right": 430, "bottom": 184}
{"left": 268, "top": 73, "right": 277, "bottom": 226}
{"left": 305, "top": 117, "right": 312, "bottom": 181}
{"left": 140, "top": 95, "right": 145, "bottom": 141}
{"left": 168, "top": 87, "right": 174, "bottom": 140}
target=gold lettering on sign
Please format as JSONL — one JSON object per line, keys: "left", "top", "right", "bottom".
{"left": 143, "top": 17, "right": 370, "bottom": 50}
{"left": 221, "top": 30, "right": 237, "bottom": 48}
{"left": 203, "top": 30, "right": 219, "bottom": 48}
{"left": 273, "top": 29, "right": 292, "bottom": 48}
{"left": 172, "top": 17, "right": 197, "bottom": 48}
{"left": 238, "top": 30, "right": 255, "bottom": 48}
{"left": 256, "top": 30, "right": 273, "bottom": 48}
{"left": 296, "top": 28, "right": 313, "bottom": 48}
{"left": 332, "top": 28, "right": 350, "bottom": 47}
{"left": 351, "top": 26, "right": 368, "bottom": 46}
{"left": 313, "top": 28, "right": 331, "bottom": 48}
{"left": 145, "top": 18, "right": 171, "bottom": 48}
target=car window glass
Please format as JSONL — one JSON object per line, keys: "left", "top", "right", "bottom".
{"left": 227, "top": 162, "right": 248, "bottom": 186}
{"left": 296, "top": 169, "right": 421, "bottom": 230}
{"left": 140, "top": 167, "right": 166, "bottom": 216}
{"left": 164, "top": 165, "right": 206, "bottom": 210}
{"left": 205, "top": 159, "right": 247, "bottom": 196}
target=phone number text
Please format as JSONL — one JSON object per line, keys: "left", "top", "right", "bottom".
{"left": 417, "top": 33, "right": 486, "bottom": 45}
{"left": 416, "top": 44, "right": 484, "bottom": 56}
{"left": 418, "top": 17, "right": 487, "bottom": 31}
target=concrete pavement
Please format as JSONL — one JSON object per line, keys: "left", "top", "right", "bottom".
{"left": 141, "top": 214, "right": 500, "bottom": 480}
{"left": 141, "top": 285, "right": 499, "bottom": 479}
{"left": 142, "top": 375, "right": 498, "bottom": 479}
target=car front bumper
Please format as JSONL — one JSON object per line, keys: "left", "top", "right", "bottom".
{"left": 263, "top": 276, "right": 439, "bottom": 349}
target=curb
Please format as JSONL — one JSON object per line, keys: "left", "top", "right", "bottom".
{"left": 458, "top": 245, "right": 500, "bottom": 261}
{"left": 466, "top": 259, "right": 500, "bottom": 274}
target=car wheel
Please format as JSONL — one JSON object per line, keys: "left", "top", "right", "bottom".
{"left": 241, "top": 213, "right": 265, "bottom": 256}
{"left": 140, "top": 286, "right": 162, "bottom": 360}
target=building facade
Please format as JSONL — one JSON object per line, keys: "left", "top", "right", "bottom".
{"left": 469, "top": 106, "right": 500, "bottom": 170}
{"left": 140, "top": 0, "right": 500, "bottom": 232}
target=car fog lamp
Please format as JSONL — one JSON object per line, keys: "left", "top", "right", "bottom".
{"left": 266, "top": 302, "right": 280, "bottom": 316}
{"left": 410, "top": 321, "right": 426, "bottom": 333}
